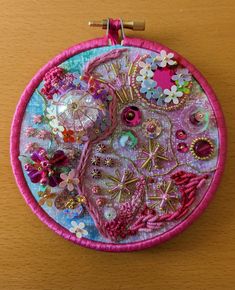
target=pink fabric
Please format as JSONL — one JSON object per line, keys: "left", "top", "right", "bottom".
{"left": 10, "top": 35, "right": 227, "bottom": 252}
{"left": 153, "top": 67, "right": 175, "bottom": 90}
{"left": 107, "top": 19, "right": 122, "bottom": 45}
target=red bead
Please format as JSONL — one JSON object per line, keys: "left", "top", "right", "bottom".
{"left": 176, "top": 129, "right": 187, "bottom": 140}
{"left": 147, "top": 124, "right": 156, "bottom": 133}
{"left": 177, "top": 142, "right": 189, "bottom": 153}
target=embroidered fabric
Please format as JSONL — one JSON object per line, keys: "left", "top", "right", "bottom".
{"left": 11, "top": 27, "right": 226, "bottom": 251}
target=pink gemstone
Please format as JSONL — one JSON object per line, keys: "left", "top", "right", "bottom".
{"left": 193, "top": 139, "right": 213, "bottom": 158}
{"left": 176, "top": 129, "right": 187, "bottom": 140}
{"left": 153, "top": 67, "right": 175, "bottom": 90}
{"left": 147, "top": 124, "right": 156, "bottom": 133}
{"left": 177, "top": 142, "right": 189, "bottom": 153}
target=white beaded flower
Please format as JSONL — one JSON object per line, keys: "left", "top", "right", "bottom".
{"left": 69, "top": 221, "right": 88, "bottom": 239}
{"left": 155, "top": 50, "right": 176, "bottom": 68}
{"left": 138, "top": 61, "right": 154, "bottom": 78}
{"left": 164, "top": 85, "right": 183, "bottom": 104}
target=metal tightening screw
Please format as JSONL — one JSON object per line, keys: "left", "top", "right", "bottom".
{"left": 88, "top": 19, "right": 145, "bottom": 31}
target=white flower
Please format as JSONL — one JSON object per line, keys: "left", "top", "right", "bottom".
{"left": 59, "top": 169, "right": 79, "bottom": 191}
{"left": 69, "top": 221, "right": 88, "bottom": 239}
{"left": 136, "top": 74, "right": 149, "bottom": 82}
{"left": 155, "top": 50, "right": 176, "bottom": 68}
{"left": 138, "top": 61, "right": 154, "bottom": 78}
{"left": 49, "top": 119, "right": 64, "bottom": 137}
{"left": 46, "top": 106, "right": 56, "bottom": 122}
{"left": 164, "top": 85, "right": 183, "bottom": 104}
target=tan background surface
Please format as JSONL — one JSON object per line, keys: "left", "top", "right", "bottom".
{"left": 0, "top": 0, "right": 235, "bottom": 289}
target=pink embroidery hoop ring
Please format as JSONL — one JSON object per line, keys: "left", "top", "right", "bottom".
{"left": 10, "top": 36, "right": 227, "bottom": 252}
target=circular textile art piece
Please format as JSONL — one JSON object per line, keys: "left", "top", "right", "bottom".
{"left": 11, "top": 42, "right": 226, "bottom": 251}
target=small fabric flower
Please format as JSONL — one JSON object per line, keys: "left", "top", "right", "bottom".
{"left": 153, "top": 86, "right": 165, "bottom": 106}
{"left": 140, "top": 79, "right": 157, "bottom": 100}
{"left": 139, "top": 61, "right": 154, "bottom": 78}
{"left": 49, "top": 119, "right": 64, "bottom": 137}
{"left": 59, "top": 169, "right": 79, "bottom": 191}
{"left": 46, "top": 106, "right": 56, "bottom": 126}
{"left": 25, "top": 142, "right": 39, "bottom": 153}
{"left": 24, "top": 148, "right": 68, "bottom": 187}
{"left": 164, "top": 85, "right": 183, "bottom": 104}
{"left": 62, "top": 129, "right": 75, "bottom": 142}
{"left": 36, "top": 130, "right": 51, "bottom": 140}
{"left": 65, "top": 149, "right": 78, "bottom": 160}
{"left": 69, "top": 221, "right": 88, "bottom": 238}
{"left": 25, "top": 127, "right": 36, "bottom": 137}
{"left": 33, "top": 115, "right": 43, "bottom": 124}
{"left": 46, "top": 106, "right": 56, "bottom": 123}
{"left": 136, "top": 74, "right": 149, "bottom": 83}
{"left": 155, "top": 50, "right": 176, "bottom": 68}
{"left": 145, "top": 53, "right": 159, "bottom": 70}
{"left": 171, "top": 68, "right": 192, "bottom": 86}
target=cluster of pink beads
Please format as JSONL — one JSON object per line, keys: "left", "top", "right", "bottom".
{"left": 41, "top": 67, "right": 65, "bottom": 99}
{"left": 103, "top": 177, "right": 146, "bottom": 240}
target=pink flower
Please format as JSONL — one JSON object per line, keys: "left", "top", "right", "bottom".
{"left": 36, "top": 130, "right": 51, "bottom": 140}
{"left": 25, "top": 127, "right": 36, "bottom": 137}
{"left": 65, "top": 149, "right": 76, "bottom": 160}
{"left": 24, "top": 148, "right": 68, "bottom": 187}
{"left": 25, "top": 142, "right": 39, "bottom": 153}
{"left": 33, "top": 115, "right": 43, "bottom": 124}
{"left": 59, "top": 169, "right": 79, "bottom": 191}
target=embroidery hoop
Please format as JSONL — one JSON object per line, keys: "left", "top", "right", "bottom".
{"left": 10, "top": 19, "right": 227, "bottom": 251}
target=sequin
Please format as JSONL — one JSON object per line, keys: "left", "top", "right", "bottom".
{"left": 104, "top": 207, "right": 117, "bottom": 220}
{"left": 119, "top": 131, "right": 138, "bottom": 148}
{"left": 176, "top": 129, "right": 187, "bottom": 140}
{"left": 190, "top": 109, "right": 207, "bottom": 126}
{"left": 121, "top": 106, "right": 141, "bottom": 127}
{"left": 142, "top": 119, "right": 162, "bottom": 139}
{"left": 177, "top": 142, "right": 189, "bottom": 153}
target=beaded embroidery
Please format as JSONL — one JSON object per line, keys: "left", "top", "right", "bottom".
{"left": 15, "top": 43, "right": 222, "bottom": 247}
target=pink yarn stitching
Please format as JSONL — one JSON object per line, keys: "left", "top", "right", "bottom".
{"left": 129, "top": 171, "right": 209, "bottom": 232}
{"left": 84, "top": 48, "right": 128, "bottom": 75}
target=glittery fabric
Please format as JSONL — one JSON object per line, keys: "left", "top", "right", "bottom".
{"left": 18, "top": 45, "right": 219, "bottom": 245}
